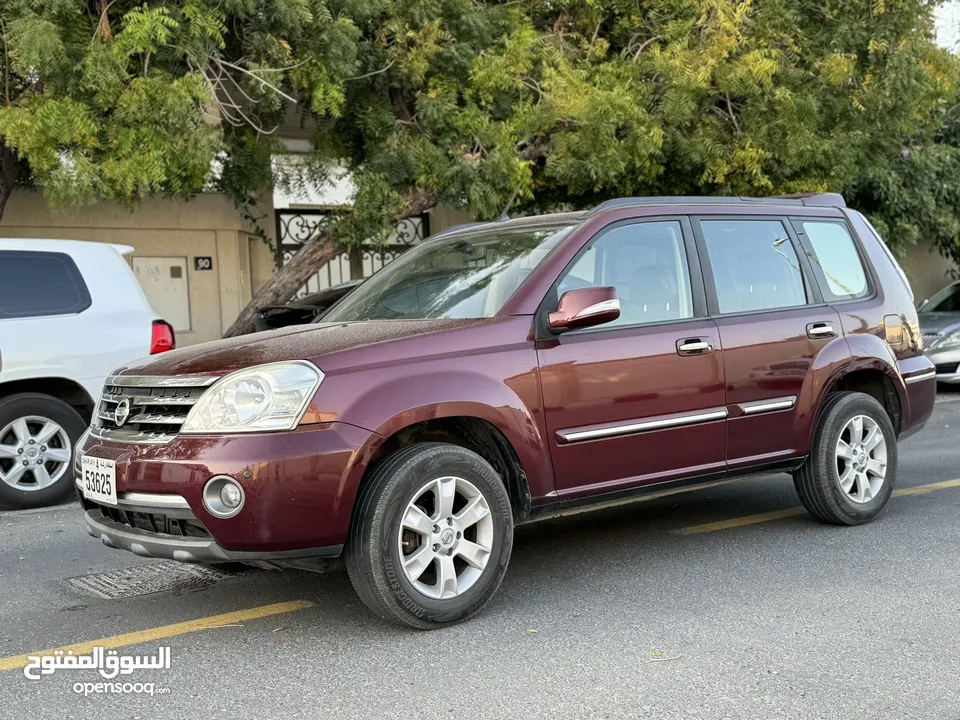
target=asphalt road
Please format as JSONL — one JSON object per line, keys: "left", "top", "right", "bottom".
{"left": 2, "top": 388, "right": 959, "bottom": 719}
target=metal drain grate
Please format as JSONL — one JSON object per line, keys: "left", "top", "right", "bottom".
{"left": 66, "top": 561, "right": 248, "bottom": 600}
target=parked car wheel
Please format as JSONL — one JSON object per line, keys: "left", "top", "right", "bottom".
{"left": 793, "top": 391, "right": 898, "bottom": 526}
{"left": 0, "top": 393, "right": 86, "bottom": 510}
{"left": 345, "top": 442, "right": 514, "bottom": 629}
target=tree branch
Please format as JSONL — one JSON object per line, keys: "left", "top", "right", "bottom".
{"left": 724, "top": 92, "right": 742, "bottom": 138}
{"left": 345, "top": 59, "right": 395, "bottom": 82}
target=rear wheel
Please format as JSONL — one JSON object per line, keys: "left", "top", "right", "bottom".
{"left": 0, "top": 393, "right": 86, "bottom": 510}
{"left": 793, "top": 391, "right": 897, "bottom": 525}
{"left": 345, "top": 442, "right": 514, "bottom": 629}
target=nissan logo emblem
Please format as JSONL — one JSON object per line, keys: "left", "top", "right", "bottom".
{"left": 114, "top": 398, "right": 131, "bottom": 427}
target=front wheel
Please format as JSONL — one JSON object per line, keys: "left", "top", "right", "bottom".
{"left": 345, "top": 443, "right": 514, "bottom": 629}
{"left": 793, "top": 391, "right": 898, "bottom": 526}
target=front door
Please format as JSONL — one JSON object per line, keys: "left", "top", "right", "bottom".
{"left": 537, "top": 218, "right": 726, "bottom": 497}
{"left": 692, "top": 216, "right": 843, "bottom": 470}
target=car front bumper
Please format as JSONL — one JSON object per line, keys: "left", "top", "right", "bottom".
{"left": 924, "top": 346, "right": 960, "bottom": 384}
{"left": 83, "top": 509, "right": 342, "bottom": 563}
{"left": 77, "top": 422, "right": 381, "bottom": 562}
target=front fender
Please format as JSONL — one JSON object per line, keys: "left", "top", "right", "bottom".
{"left": 314, "top": 359, "right": 554, "bottom": 513}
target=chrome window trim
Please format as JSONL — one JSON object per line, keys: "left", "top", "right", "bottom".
{"left": 106, "top": 375, "right": 219, "bottom": 388}
{"left": 738, "top": 396, "right": 797, "bottom": 415}
{"left": 558, "top": 408, "right": 728, "bottom": 444}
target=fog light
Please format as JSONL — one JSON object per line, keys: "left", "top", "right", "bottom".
{"left": 202, "top": 475, "right": 245, "bottom": 518}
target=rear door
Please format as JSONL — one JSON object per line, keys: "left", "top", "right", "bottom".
{"left": 537, "top": 217, "right": 726, "bottom": 497}
{"left": 691, "top": 216, "right": 842, "bottom": 470}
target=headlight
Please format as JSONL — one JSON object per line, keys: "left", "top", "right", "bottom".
{"left": 180, "top": 361, "right": 323, "bottom": 434}
{"left": 939, "top": 330, "right": 960, "bottom": 350}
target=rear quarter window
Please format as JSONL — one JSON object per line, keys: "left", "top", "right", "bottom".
{"left": 0, "top": 250, "right": 92, "bottom": 319}
{"left": 793, "top": 220, "right": 869, "bottom": 302}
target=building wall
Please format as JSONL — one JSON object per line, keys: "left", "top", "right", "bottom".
{"left": 901, "top": 243, "right": 958, "bottom": 304}
{"left": 0, "top": 191, "right": 274, "bottom": 346}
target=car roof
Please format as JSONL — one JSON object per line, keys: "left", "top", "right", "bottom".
{"left": 0, "top": 238, "right": 135, "bottom": 256}
{"left": 431, "top": 193, "right": 846, "bottom": 240}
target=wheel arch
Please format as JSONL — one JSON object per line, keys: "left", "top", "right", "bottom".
{"left": 811, "top": 358, "right": 905, "bottom": 448}
{"left": 354, "top": 413, "right": 535, "bottom": 529}
{"left": 0, "top": 378, "right": 96, "bottom": 423}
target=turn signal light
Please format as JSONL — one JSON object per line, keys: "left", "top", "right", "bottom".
{"left": 150, "top": 320, "right": 176, "bottom": 354}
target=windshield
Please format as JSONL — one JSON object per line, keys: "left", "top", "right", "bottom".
{"left": 323, "top": 223, "right": 575, "bottom": 321}
{"left": 919, "top": 282, "right": 960, "bottom": 312}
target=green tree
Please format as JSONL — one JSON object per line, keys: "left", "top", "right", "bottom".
{"left": 0, "top": 1, "right": 953, "bottom": 336}
{"left": 846, "top": 102, "right": 960, "bottom": 283}
{"left": 0, "top": 0, "right": 358, "bottom": 222}
{"left": 226, "top": 0, "right": 957, "bottom": 334}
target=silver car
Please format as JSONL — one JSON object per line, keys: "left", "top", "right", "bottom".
{"left": 919, "top": 280, "right": 960, "bottom": 384}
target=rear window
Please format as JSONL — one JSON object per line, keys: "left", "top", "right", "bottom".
{"left": 0, "top": 250, "right": 91, "bottom": 319}
{"left": 794, "top": 220, "right": 869, "bottom": 301}
{"left": 699, "top": 219, "right": 807, "bottom": 314}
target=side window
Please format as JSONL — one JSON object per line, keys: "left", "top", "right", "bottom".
{"left": 699, "top": 219, "right": 806, "bottom": 314}
{"left": 794, "top": 220, "right": 869, "bottom": 301}
{"left": 557, "top": 221, "right": 694, "bottom": 327}
{"left": 0, "top": 251, "right": 91, "bottom": 319}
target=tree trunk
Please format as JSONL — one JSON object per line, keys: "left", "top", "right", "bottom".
{"left": 0, "top": 141, "right": 19, "bottom": 223}
{"left": 223, "top": 188, "right": 437, "bottom": 337}
{"left": 223, "top": 231, "right": 343, "bottom": 337}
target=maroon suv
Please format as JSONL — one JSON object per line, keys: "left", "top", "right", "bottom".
{"left": 76, "top": 193, "right": 936, "bottom": 628}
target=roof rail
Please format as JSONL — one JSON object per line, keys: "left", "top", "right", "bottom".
{"left": 589, "top": 193, "right": 846, "bottom": 216}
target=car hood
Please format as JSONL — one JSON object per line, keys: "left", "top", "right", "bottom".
{"left": 918, "top": 312, "right": 960, "bottom": 335}
{"left": 119, "top": 319, "right": 492, "bottom": 377}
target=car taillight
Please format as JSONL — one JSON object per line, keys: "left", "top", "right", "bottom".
{"left": 150, "top": 320, "right": 175, "bottom": 354}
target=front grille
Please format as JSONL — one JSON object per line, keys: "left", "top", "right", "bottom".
{"left": 923, "top": 332, "right": 941, "bottom": 349}
{"left": 91, "top": 374, "right": 218, "bottom": 444}
{"left": 90, "top": 501, "right": 210, "bottom": 538}
{"left": 936, "top": 362, "right": 960, "bottom": 375}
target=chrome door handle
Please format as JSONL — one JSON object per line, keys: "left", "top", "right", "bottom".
{"left": 677, "top": 340, "right": 713, "bottom": 356}
{"left": 807, "top": 322, "right": 836, "bottom": 339}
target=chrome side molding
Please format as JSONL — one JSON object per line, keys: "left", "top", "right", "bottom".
{"left": 738, "top": 396, "right": 797, "bottom": 416}
{"left": 557, "top": 408, "right": 728, "bottom": 444}
{"left": 905, "top": 370, "right": 936, "bottom": 384}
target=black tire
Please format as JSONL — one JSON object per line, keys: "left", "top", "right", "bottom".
{"left": 345, "top": 442, "right": 514, "bottom": 629}
{"left": 0, "top": 393, "right": 87, "bottom": 510}
{"left": 793, "top": 391, "right": 898, "bottom": 526}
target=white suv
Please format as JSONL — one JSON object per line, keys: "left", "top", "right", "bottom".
{"left": 0, "top": 239, "right": 174, "bottom": 509}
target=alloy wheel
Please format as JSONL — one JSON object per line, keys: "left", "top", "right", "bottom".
{"left": 0, "top": 416, "right": 72, "bottom": 491}
{"left": 835, "top": 414, "right": 887, "bottom": 504}
{"left": 397, "top": 476, "right": 495, "bottom": 600}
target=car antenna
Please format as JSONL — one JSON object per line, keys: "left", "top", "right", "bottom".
{"left": 498, "top": 185, "right": 521, "bottom": 222}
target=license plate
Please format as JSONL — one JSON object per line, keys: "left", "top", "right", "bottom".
{"left": 80, "top": 456, "right": 117, "bottom": 506}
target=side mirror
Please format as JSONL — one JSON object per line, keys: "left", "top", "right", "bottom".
{"left": 548, "top": 287, "right": 621, "bottom": 332}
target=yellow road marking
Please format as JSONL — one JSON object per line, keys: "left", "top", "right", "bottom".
{"left": 680, "top": 507, "right": 806, "bottom": 534}
{"left": 0, "top": 600, "right": 311, "bottom": 672}
{"left": 680, "top": 478, "right": 960, "bottom": 535}
{"left": 891, "top": 478, "right": 960, "bottom": 497}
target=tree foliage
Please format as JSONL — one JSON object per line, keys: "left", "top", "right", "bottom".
{"left": 0, "top": 1, "right": 957, "bottom": 333}
{"left": 314, "top": 0, "right": 956, "bottom": 241}
{"left": 0, "top": 0, "right": 358, "bottom": 215}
